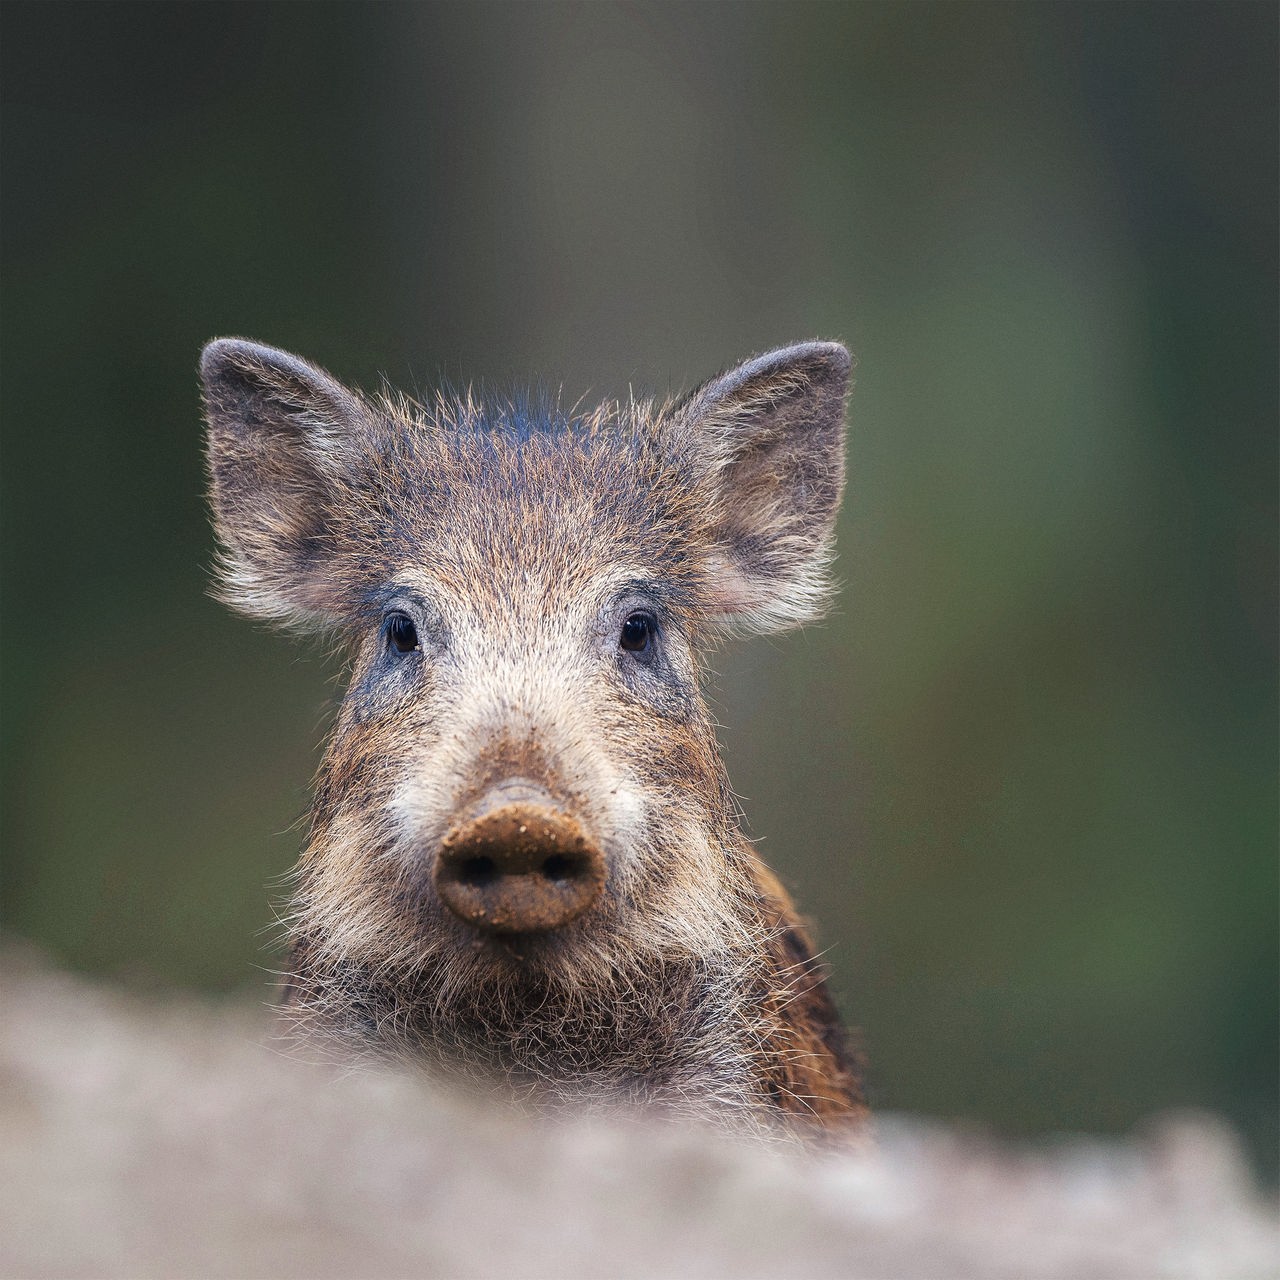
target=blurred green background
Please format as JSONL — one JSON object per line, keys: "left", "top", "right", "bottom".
{"left": 3, "top": 2, "right": 1275, "bottom": 1176}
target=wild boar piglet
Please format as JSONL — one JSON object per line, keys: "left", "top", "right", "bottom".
{"left": 203, "top": 337, "right": 865, "bottom": 1143}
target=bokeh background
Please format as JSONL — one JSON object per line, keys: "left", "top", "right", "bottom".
{"left": 3, "top": 2, "right": 1275, "bottom": 1178}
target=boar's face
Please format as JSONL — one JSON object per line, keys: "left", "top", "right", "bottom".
{"left": 202, "top": 339, "right": 848, "bottom": 989}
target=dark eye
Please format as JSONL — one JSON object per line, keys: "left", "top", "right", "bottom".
{"left": 619, "top": 611, "right": 655, "bottom": 655}
{"left": 386, "top": 611, "right": 420, "bottom": 654}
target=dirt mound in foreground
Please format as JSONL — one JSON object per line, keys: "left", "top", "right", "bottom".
{"left": 2, "top": 946, "right": 1275, "bottom": 1279}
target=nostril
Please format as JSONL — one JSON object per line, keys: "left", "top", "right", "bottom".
{"left": 540, "top": 853, "right": 578, "bottom": 882}
{"left": 458, "top": 855, "right": 498, "bottom": 886}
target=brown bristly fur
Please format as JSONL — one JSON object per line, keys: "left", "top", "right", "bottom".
{"left": 203, "top": 337, "right": 866, "bottom": 1145}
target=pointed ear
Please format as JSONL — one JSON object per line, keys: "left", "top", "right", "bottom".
{"left": 201, "top": 338, "right": 370, "bottom": 629}
{"left": 676, "top": 341, "right": 851, "bottom": 634}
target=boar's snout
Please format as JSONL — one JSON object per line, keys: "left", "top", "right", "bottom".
{"left": 434, "top": 785, "right": 606, "bottom": 935}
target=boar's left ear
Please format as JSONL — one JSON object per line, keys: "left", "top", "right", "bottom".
{"left": 676, "top": 341, "right": 850, "bottom": 634}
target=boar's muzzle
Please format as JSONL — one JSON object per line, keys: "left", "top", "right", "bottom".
{"left": 433, "top": 784, "right": 606, "bottom": 935}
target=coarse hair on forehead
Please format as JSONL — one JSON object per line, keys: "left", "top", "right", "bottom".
{"left": 364, "top": 384, "right": 685, "bottom": 510}
{"left": 339, "top": 389, "right": 702, "bottom": 602}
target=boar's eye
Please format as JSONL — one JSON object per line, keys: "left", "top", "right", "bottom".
{"left": 619, "top": 611, "right": 656, "bottom": 656}
{"left": 386, "top": 611, "right": 420, "bottom": 655}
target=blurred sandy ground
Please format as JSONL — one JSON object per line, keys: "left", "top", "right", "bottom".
{"left": 2, "top": 942, "right": 1274, "bottom": 1280}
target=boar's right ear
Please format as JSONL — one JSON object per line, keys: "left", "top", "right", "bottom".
{"left": 676, "top": 341, "right": 850, "bottom": 635}
{"left": 201, "top": 338, "right": 369, "bottom": 629}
